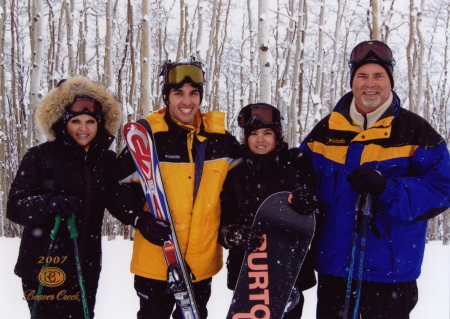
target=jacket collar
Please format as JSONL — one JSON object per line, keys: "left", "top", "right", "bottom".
{"left": 349, "top": 92, "right": 393, "bottom": 130}
{"left": 330, "top": 91, "right": 401, "bottom": 141}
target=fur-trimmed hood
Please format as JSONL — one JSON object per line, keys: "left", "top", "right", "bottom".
{"left": 35, "top": 76, "right": 122, "bottom": 140}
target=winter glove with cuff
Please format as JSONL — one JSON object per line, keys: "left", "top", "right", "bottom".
{"left": 47, "top": 195, "right": 82, "bottom": 220}
{"left": 347, "top": 167, "right": 387, "bottom": 196}
{"left": 288, "top": 186, "right": 320, "bottom": 215}
{"left": 220, "top": 224, "right": 264, "bottom": 251}
{"left": 133, "top": 211, "right": 171, "bottom": 246}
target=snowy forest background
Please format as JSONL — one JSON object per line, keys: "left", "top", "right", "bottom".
{"left": 0, "top": 0, "right": 450, "bottom": 243}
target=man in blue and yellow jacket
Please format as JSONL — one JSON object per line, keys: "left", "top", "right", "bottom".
{"left": 114, "top": 58, "right": 242, "bottom": 319}
{"left": 300, "top": 40, "right": 450, "bottom": 318}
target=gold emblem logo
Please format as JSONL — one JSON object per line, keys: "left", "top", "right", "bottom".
{"left": 38, "top": 267, "right": 66, "bottom": 287}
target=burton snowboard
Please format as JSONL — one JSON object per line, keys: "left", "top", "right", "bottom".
{"left": 226, "top": 191, "right": 315, "bottom": 319}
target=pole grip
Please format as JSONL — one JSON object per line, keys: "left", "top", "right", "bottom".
{"left": 50, "top": 216, "right": 62, "bottom": 241}
{"left": 362, "top": 194, "right": 372, "bottom": 216}
{"left": 67, "top": 212, "right": 79, "bottom": 239}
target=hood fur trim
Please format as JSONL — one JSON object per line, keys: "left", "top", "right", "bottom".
{"left": 35, "top": 76, "right": 122, "bottom": 140}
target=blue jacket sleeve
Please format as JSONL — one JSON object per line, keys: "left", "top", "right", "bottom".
{"left": 379, "top": 142, "right": 450, "bottom": 221}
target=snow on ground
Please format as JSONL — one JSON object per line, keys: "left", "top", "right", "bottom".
{"left": 0, "top": 237, "right": 448, "bottom": 318}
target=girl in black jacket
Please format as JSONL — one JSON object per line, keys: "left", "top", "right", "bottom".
{"left": 219, "top": 103, "right": 318, "bottom": 318}
{"left": 7, "top": 77, "right": 122, "bottom": 319}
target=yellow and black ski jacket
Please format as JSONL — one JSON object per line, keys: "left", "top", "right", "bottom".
{"left": 116, "top": 108, "right": 242, "bottom": 282}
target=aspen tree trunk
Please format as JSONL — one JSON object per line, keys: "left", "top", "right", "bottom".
{"left": 298, "top": 0, "right": 307, "bottom": 139}
{"left": 7, "top": 0, "right": 22, "bottom": 238}
{"left": 258, "top": 0, "right": 271, "bottom": 103}
{"left": 382, "top": 0, "right": 395, "bottom": 42}
{"left": 176, "top": 0, "right": 185, "bottom": 61}
{"left": 183, "top": 2, "right": 189, "bottom": 58}
{"left": 289, "top": 0, "right": 306, "bottom": 146}
{"left": 64, "top": 0, "right": 75, "bottom": 76}
{"left": 0, "top": 0, "right": 5, "bottom": 237}
{"left": 330, "top": 0, "right": 344, "bottom": 109}
{"left": 117, "top": 0, "right": 132, "bottom": 105}
{"left": 196, "top": 0, "right": 204, "bottom": 62}
{"left": 274, "top": 0, "right": 292, "bottom": 112}
{"left": 205, "top": 0, "right": 218, "bottom": 103}
{"left": 54, "top": 5, "right": 64, "bottom": 84}
{"left": 247, "top": 0, "right": 256, "bottom": 104}
{"left": 78, "top": 1, "right": 88, "bottom": 76}
{"left": 312, "top": 0, "right": 325, "bottom": 125}
{"left": 239, "top": 23, "right": 245, "bottom": 111}
{"left": 441, "top": 7, "right": 450, "bottom": 141}
{"left": 416, "top": 0, "right": 425, "bottom": 119}
{"left": 127, "top": 0, "right": 136, "bottom": 121}
{"left": 212, "top": 0, "right": 230, "bottom": 112}
{"left": 29, "top": 0, "right": 45, "bottom": 145}
{"left": 95, "top": 14, "right": 101, "bottom": 82}
{"left": 154, "top": 23, "right": 162, "bottom": 110}
{"left": 443, "top": 210, "right": 450, "bottom": 245}
{"left": 210, "top": 0, "right": 224, "bottom": 112}
{"left": 46, "top": 4, "right": 56, "bottom": 88}
{"left": 105, "top": 0, "right": 115, "bottom": 88}
{"left": 139, "top": 0, "right": 152, "bottom": 116}
{"left": 372, "top": 0, "right": 380, "bottom": 39}
{"left": 406, "top": 0, "right": 416, "bottom": 113}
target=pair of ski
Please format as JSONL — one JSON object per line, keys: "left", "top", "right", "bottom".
{"left": 124, "top": 121, "right": 317, "bottom": 319}
{"left": 124, "top": 121, "right": 200, "bottom": 319}
{"left": 32, "top": 214, "right": 90, "bottom": 319}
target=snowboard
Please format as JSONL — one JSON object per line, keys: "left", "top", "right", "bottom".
{"left": 226, "top": 191, "right": 315, "bottom": 319}
{"left": 123, "top": 120, "right": 200, "bottom": 319}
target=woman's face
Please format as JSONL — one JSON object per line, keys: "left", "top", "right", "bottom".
{"left": 66, "top": 114, "right": 98, "bottom": 146}
{"left": 247, "top": 128, "right": 277, "bottom": 154}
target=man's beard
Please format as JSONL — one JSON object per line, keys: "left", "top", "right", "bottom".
{"left": 361, "top": 94, "right": 381, "bottom": 109}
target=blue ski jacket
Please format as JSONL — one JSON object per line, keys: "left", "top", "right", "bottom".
{"left": 300, "top": 91, "right": 450, "bottom": 283}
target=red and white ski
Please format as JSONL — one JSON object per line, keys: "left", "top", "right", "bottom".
{"left": 124, "top": 121, "right": 200, "bottom": 319}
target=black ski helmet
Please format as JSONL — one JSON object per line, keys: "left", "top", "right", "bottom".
{"left": 238, "top": 103, "right": 284, "bottom": 141}
{"left": 160, "top": 57, "right": 205, "bottom": 106}
{"left": 348, "top": 40, "right": 396, "bottom": 88}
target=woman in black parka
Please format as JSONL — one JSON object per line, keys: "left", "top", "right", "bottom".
{"left": 219, "top": 103, "right": 318, "bottom": 318}
{"left": 7, "top": 76, "right": 122, "bottom": 319}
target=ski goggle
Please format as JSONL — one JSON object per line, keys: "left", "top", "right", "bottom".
{"left": 349, "top": 41, "right": 395, "bottom": 67}
{"left": 238, "top": 104, "right": 282, "bottom": 129}
{"left": 165, "top": 64, "right": 204, "bottom": 85}
{"left": 69, "top": 97, "right": 100, "bottom": 113}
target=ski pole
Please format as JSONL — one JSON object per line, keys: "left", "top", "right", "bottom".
{"left": 67, "top": 213, "right": 91, "bottom": 319}
{"left": 31, "top": 216, "right": 62, "bottom": 319}
{"left": 352, "top": 194, "right": 372, "bottom": 319}
{"left": 343, "top": 195, "right": 362, "bottom": 319}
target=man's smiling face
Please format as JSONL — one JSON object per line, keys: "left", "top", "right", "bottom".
{"left": 167, "top": 83, "right": 201, "bottom": 126}
{"left": 352, "top": 63, "right": 392, "bottom": 115}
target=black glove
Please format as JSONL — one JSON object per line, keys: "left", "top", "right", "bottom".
{"left": 347, "top": 167, "right": 387, "bottom": 196}
{"left": 221, "top": 224, "right": 264, "bottom": 251}
{"left": 289, "top": 186, "right": 320, "bottom": 215}
{"left": 133, "top": 211, "right": 171, "bottom": 246}
{"left": 47, "top": 195, "right": 82, "bottom": 220}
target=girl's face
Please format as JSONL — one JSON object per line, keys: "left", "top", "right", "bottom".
{"left": 247, "top": 128, "right": 277, "bottom": 154}
{"left": 66, "top": 114, "right": 98, "bottom": 146}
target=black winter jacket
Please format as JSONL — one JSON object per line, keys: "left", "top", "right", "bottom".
{"left": 220, "top": 142, "right": 317, "bottom": 291}
{"left": 7, "top": 131, "right": 116, "bottom": 285}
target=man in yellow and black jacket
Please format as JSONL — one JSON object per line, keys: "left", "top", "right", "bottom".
{"left": 300, "top": 41, "right": 450, "bottom": 318}
{"left": 113, "top": 58, "right": 242, "bottom": 319}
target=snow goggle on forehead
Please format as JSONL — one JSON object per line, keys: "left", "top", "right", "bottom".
{"left": 238, "top": 104, "right": 282, "bottom": 129}
{"left": 69, "top": 97, "right": 101, "bottom": 113}
{"left": 349, "top": 41, "right": 396, "bottom": 67}
{"left": 165, "top": 64, "right": 204, "bottom": 85}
